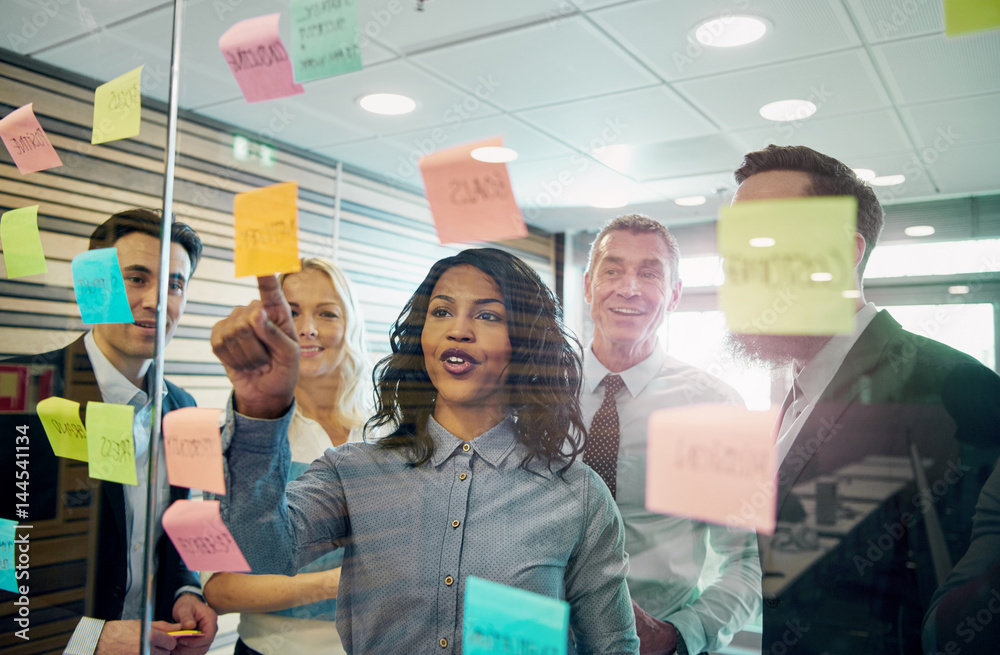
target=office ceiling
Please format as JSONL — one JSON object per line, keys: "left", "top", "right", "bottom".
{"left": 6, "top": 0, "right": 1000, "bottom": 233}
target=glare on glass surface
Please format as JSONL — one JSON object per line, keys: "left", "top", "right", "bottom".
{"left": 870, "top": 174, "right": 906, "bottom": 186}
{"left": 694, "top": 16, "right": 768, "bottom": 47}
{"left": 888, "top": 303, "right": 995, "bottom": 371}
{"left": 948, "top": 285, "right": 970, "bottom": 295}
{"left": 904, "top": 225, "right": 935, "bottom": 237}
{"left": 759, "top": 99, "right": 817, "bottom": 122}
{"left": 853, "top": 168, "right": 876, "bottom": 181}
{"left": 842, "top": 290, "right": 862, "bottom": 299}
{"left": 865, "top": 239, "right": 1000, "bottom": 278}
{"left": 674, "top": 195, "right": 707, "bottom": 207}
{"left": 810, "top": 272, "right": 833, "bottom": 282}
{"left": 749, "top": 237, "right": 775, "bottom": 248}
{"left": 470, "top": 146, "right": 518, "bottom": 163}
{"left": 358, "top": 93, "right": 417, "bottom": 115}
{"left": 678, "top": 256, "right": 725, "bottom": 288}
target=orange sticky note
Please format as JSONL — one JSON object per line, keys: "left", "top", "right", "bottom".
{"left": 36, "top": 396, "right": 88, "bottom": 461}
{"left": 162, "top": 499, "right": 251, "bottom": 572}
{"left": 219, "top": 13, "right": 305, "bottom": 103}
{"left": 85, "top": 401, "right": 137, "bottom": 486}
{"left": 646, "top": 404, "right": 779, "bottom": 534}
{"left": 419, "top": 137, "right": 528, "bottom": 245}
{"left": 163, "top": 407, "right": 225, "bottom": 495}
{"left": 233, "top": 181, "right": 301, "bottom": 277}
{"left": 0, "top": 104, "right": 63, "bottom": 174}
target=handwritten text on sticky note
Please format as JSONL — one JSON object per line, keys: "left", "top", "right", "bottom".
{"left": 163, "top": 407, "right": 226, "bottom": 495}
{"left": 92, "top": 66, "right": 143, "bottom": 145}
{"left": 944, "top": 0, "right": 1000, "bottom": 37}
{"left": 463, "top": 576, "right": 569, "bottom": 655}
{"left": 219, "top": 13, "right": 305, "bottom": 103}
{"left": 419, "top": 137, "right": 528, "bottom": 245}
{"left": 37, "top": 396, "right": 88, "bottom": 462}
{"left": 1, "top": 205, "right": 47, "bottom": 278}
{"left": 718, "top": 196, "right": 857, "bottom": 336}
{"left": 234, "top": 181, "right": 300, "bottom": 277}
{"left": 0, "top": 104, "right": 63, "bottom": 174}
{"left": 290, "top": 0, "right": 363, "bottom": 82}
{"left": 162, "top": 499, "right": 251, "bottom": 572}
{"left": 85, "top": 401, "right": 137, "bottom": 486}
{"left": 0, "top": 518, "right": 18, "bottom": 593}
{"left": 71, "top": 248, "right": 135, "bottom": 324}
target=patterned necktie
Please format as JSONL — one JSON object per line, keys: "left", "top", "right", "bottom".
{"left": 585, "top": 374, "right": 625, "bottom": 499}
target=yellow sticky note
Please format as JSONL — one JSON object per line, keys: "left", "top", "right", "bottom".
{"left": 1, "top": 205, "right": 48, "bottom": 278}
{"left": 85, "top": 401, "right": 137, "bottom": 485}
{"left": 37, "top": 397, "right": 89, "bottom": 461}
{"left": 944, "top": 0, "right": 1000, "bottom": 37}
{"left": 92, "top": 66, "right": 143, "bottom": 145}
{"left": 233, "top": 181, "right": 300, "bottom": 278}
{"left": 718, "top": 196, "right": 857, "bottom": 336}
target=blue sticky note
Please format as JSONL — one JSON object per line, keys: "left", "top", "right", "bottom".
{"left": 71, "top": 248, "right": 134, "bottom": 324}
{"left": 463, "top": 576, "right": 569, "bottom": 655}
{"left": 0, "top": 518, "right": 17, "bottom": 593}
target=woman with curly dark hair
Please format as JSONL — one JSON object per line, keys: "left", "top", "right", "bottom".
{"left": 211, "top": 248, "right": 638, "bottom": 654}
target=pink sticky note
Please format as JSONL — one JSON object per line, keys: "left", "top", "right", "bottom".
{"left": 646, "top": 404, "right": 779, "bottom": 534}
{"left": 419, "top": 136, "right": 529, "bottom": 245}
{"left": 219, "top": 13, "right": 305, "bottom": 103}
{"left": 162, "top": 499, "right": 251, "bottom": 572}
{"left": 0, "top": 104, "right": 63, "bottom": 174}
{"left": 163, "top": 407, "right": 225, "bottom": 495}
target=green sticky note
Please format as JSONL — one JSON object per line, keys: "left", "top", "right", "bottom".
{"left": 92, "top": 66, "right": 143, "bottom": 144}
{"left": 463, "top": 576, "right": 569, "bottom": 655}
{"left": 0, "top": 518, "right": 17, "bottom": 593}
{"left": 85, "top": 401, "right": 137, "bottom": 486}
{"left": 718, "top": 196, "right": 858, "bottom": 336}
{"left": 290, "top": 0, "right": 363, "bottom": 83}
{"left": 944, "top": 0, "right": 1000, "bottom": 37}
{"left": 37, "top": 396, "right": 89, "bottom": 462}
{"left": 1, "top": 205, "right": 47, "bottom": 278}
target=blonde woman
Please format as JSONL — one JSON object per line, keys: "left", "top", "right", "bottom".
{"left": 203, "top": 258, "right": 371, "bottom": 655}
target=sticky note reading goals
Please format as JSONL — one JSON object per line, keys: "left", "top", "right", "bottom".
{"left": 463, "top": 576, "right": 569, "bottom": 655}
{"left": 718, "top": 196, "right": 857, "bottom": 336}
{"left": 85, "top": 402, "right": 137, "bottom": 486}
{"left": 71, "top": 248, "right": 134, "bottom": 324}
{"left": 0, "top": 103, "right": 63, "bottom": 174}
{"left": 219, "top": 13, "right": 305, "bottom": 103}
{"left": 233, "top": 181, "right": 301, "bottom": 277}
{"left": 163, "top": 407, "right": 226, "bottom": 495}
{"left": 162, "top": 500, "right": 251, "bottom": 572}
{"left": 92, "top": 66, "right": 143, "bottom": 144}
{"left": 1, "top": 205, "right": 47, "bottom": 278}
{"left": 37, "top": 397, "right": 88, "bottom": 462}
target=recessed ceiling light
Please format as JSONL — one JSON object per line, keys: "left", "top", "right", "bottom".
{"left": 588, "top": 192, "right": 628, "bottom": 209}
{"left": 870, "top": 174, "right": 906, "bottom": 186}
{"left": 749, "top": 237, "right": 775, "bottom": 248}
{"left": 759, "top": 99, "right": 817, "bottom": 122}
{"left": 674, "top": 195, "right": 707, "bottom": 206}
{"left": 470, "top": 146, "right": 518, "bottom": 163}
{"left": 694, "top": 16, "right": 768, "bottom": 47}
{"left": 904, "top": 225, "right": 935, "bottom": 237}
{"left": 811, "top": 272, "right": 833, "bottom": 282}
{"left": 853, "top": 168, "right": 876, "bottom": 181}
{"left": 948, "top": 285, "right": 970, "bottom": 295}
{"left": 358, "top": 93, "right": 416, "bottom": 115}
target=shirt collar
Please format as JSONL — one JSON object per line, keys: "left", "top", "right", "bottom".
{"left": 795, "top": 302, "right": 879, "bottom": 404}
{"left": 83, "top": 330, "right": 162, "bottom": 407}
{"left": 427, "top": 414, "right": 518, "bottom": 468}
{"left": 583, "top": 339, "right": 665, "bottom": 398}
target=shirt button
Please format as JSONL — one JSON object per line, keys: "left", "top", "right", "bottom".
{"left": 462, "top": 443, "right": 470, "bottom": 452}
{"left": 440, "top": 638, "right": 448, "bottom": 648}
{"left": 445, "top": 576, "right": 454, "bottom": 586}
{"left": 459, "top": 473, "right": 467, "bottom": 481}
{"left": 451, "top": 520, "right": 460, "bottom": 528}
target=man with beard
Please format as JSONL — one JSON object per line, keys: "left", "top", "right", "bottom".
{"left": 728, "top": 145, "right": 1000, "bottom": 654}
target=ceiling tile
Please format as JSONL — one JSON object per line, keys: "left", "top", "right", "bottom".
{"left": 315, "top": 137, "right": 421, "bottom": 187}
{"left": 591, "top": 0, "right": 861, "bottom": 81}
{"left": 873, "top": 32, "right": 1000, "bottom": 104}
{"left": 509, "top": 154, "right": 665, "bottom": 210}
{"left": 413, "top": 16, "right": 658, "bottom": 111}
{"left": 925, "top": 143, "right": 1000, "bottom": 196}
{"left": 519, "top": 85, "right": 717, "bottom": 150}
{"left": 852, "top": 150, "right": 938, "bottom": 204}
{"left": 8, "top": 0, "right": 172, "bottom": 55}
{"left": 900, "top": 93, "right": 1000, "bottom": 149}
{"left": 592, "top": 135, "right": 746, "bottom": 181}
{"left": 844, "top": 0, "right": 943, "bottom": 44}
{"left": 643, "top": 172, "right": 737, "bottom": 200}
{"left": 387, "top": 115, "right": 574, "bottom": 164}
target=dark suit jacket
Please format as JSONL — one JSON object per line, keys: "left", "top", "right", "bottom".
{"left": 761, "top": 310, "right": 1000, "bottom": 654}
{"left": 0, "top": 335, "right": 200, "bottom": 623}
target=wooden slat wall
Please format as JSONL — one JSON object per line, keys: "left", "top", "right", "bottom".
{"left": 0, "top": 61, "right": 557, "bottom": 409}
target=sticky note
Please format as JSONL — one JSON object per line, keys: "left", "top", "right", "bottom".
{"left": 233, "top": 181, "right": 301, "bottom": 277}
{"left": 463, "top": 576, "right": 568, "bottom": 655}
{"left": 646, "top": 404, "right": 779, "bottom": 534}
{"left": 419, "top": 137, "right": 528, "bottom": 245}
{"left": 219, "top": 13, "right": 305, "bottom": 103}
{"left": 92, "top": 66, "right": 143, "bottom": 145}
{"left": 290, "top": 0, "right": 363, "bottom": 82}
{"left": 718, "top": 196, "right": 857, "bottom": 336}
{"left": 162, "top": 499, "right": 251, "bottom": 572}
{"left": 944, "top": 0, "right": 1000, "bottom": 37}
{"left": 37, "top": 396, "right": 88, "bottom": 462}
{"left": 0, "top": 103, "right": 63, "bottom": 174}
{"left": 85, "top": 401, "right": 137, "bottom": 486}
{"left": 163, "top": 407, "right": 226, "bottom": 495}
{"left": 1, "top": 205, "right": 47, "bottom": 278}
{"left": 71, "top": 248, "right": 135, "bottom": 324}
{"left": 0, "top": 518, "right": 17, "bottom": 593}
